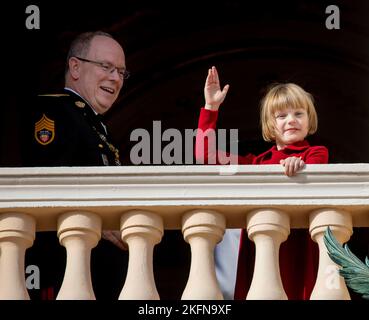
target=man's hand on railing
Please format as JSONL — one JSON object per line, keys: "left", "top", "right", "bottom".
{"left": 102, "top": 230, "right": 128, "bottom": 250}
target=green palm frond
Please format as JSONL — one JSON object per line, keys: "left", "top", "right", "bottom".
{"left": 324, "top": 226, "right": 369, "bottom": 299}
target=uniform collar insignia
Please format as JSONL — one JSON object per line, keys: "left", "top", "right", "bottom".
{"left": 75, "top": 101, "right": 86, "bottom": 108}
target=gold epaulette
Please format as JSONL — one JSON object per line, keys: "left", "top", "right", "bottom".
{"left": 37, "top": 94, "right": 70, "bottom": 97}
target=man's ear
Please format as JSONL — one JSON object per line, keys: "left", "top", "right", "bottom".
{"left": 68, "top": 57, "right": 80, "bottom": 80}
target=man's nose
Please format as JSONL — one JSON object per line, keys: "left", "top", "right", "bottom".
{"left": 109, "top": 68, "right": 122, "bottom": 81}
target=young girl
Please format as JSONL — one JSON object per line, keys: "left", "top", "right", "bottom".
{"left": 195, "top": 66, "right": 328, "bottom": 299}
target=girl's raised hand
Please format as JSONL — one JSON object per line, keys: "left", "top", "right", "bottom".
{"left": 204, "top": 66, "right": 230, "bottom": 111}
{"left": 280, "top": 156, "right": 305, "bottom": 177}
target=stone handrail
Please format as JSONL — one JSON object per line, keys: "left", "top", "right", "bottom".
{"left": 0, "top": 164, "right": 368, "bottom": 299}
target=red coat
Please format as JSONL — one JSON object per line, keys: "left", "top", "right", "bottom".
{"left": 196, "top": 108, "right": 329, "bottom": 299}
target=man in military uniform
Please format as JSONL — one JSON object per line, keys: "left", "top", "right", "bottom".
{"left": 25, "top": 31, "right": 127, "bottom": 167}
{"left": 23, "top": 31, "right": 129, "bottom": 299}
{"left": 27, "top": 92, "right": 121, "bottom": 166}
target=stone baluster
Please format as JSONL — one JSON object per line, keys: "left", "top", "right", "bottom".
{"left": 56, "top": 211, "right": 101, "bottom": 300}
{"left": 181, "top": 209, "right": 225, "bottom": 300}
{"left": 0, "top": 212, "right": 36, "bottom": 299}
{"left": 309, "top": 208, "right": 352, "bottom": 300}
{"left": 246, "top": 209, "right": 290, "bottom": 300}
{"left": 119, "top": 210, "right": 163, "bottom": 300}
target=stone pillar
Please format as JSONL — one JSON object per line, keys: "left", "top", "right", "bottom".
{"left": 0, "top": 212, "right": 35, "bottom": 299}
{"left": 246, "top": 209, "right": 290, "bottom": 300}
{"left": 119, "top": 210, "right": 163, "bottom": 300}
{"left": 181, "top": 209, "right": 225, "bottom": 300}
{"left": 57, "top": 211, "right": 101, "bottom": 300}
{"left": 309, "top": 208, "right": 352, "bottom": 300}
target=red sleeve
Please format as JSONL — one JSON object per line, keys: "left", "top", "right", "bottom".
{"left": 195, "top": 108, "right": 255, "bottom": 164}
{"left": 305, "top": 146, "right": 329, "bottom": 164}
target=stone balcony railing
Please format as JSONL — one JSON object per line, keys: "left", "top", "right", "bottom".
{"left": 0, "top": 164, "right": 368, "bottom": 300}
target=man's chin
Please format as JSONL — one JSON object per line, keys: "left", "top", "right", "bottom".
{"left": 95, "top": 103, "right": 113, "bottom": 115}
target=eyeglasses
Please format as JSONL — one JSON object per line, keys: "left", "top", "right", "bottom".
{"left": 74, "top": 56, "right": 130, "bottom": 80}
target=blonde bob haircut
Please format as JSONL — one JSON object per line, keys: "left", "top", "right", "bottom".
{"left": 260, "top": 83, "right": 318, "bottom": 142}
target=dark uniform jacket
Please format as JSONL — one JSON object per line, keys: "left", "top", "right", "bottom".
{"left": 22, "top": 89, "right": 123, "bottom": 300}
{"left": 23, "top": 89, "right": 120, "bottom": 167}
